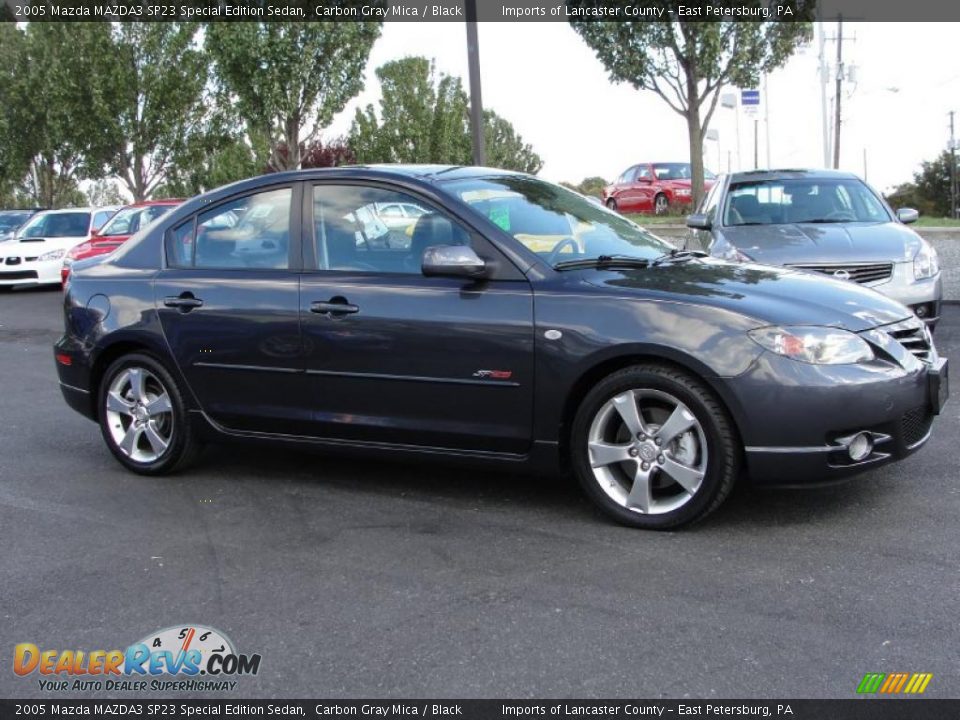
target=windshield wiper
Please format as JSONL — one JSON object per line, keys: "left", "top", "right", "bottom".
{"left": 651, "top": 248, "right": 708, "bottom": 266}
{"left": 553, "top": 254, "right": 651, "bottom": 271}
{"left": 801, "top": 218, "right": 851, "bottom": 224}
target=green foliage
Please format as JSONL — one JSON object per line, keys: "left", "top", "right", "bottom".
{"left": 102, "top": 23, "right": 209, "bottom": 201}
{"left": 349, "top": 57, "right": 543, "bottom": 174}
{"left": 569, "top": 8, "right": 812, "bottom": 203}
{"left": 86, "top": 180, "right": 126, "bottom": 207}
{"left": 3, "top": 23, "right": 117, "bottom": 207}
{"left": 561, "top": 176, "right": 609, "bottom": 198}
{"left": 887, "top": 150, "right": 958, "bottom": 218}
{"left": 206, "top": 22, "right": 381, "bottom": 171}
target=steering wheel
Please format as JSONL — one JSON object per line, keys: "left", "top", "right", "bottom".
{"left": 546, "top": 237, "right": 580, "bottom": 265}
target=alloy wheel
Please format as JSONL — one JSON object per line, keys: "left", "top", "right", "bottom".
{"left": 104, "top": 366, "right": 175, "bottom": 464}
{"left": 587, "top": 388, "right": 708, "bottom": 515}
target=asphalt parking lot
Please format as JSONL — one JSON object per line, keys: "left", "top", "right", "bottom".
{"left": 1, "top": 286, "right": 958, "bottom": 700}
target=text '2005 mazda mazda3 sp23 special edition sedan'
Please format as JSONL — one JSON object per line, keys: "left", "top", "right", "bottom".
{"left": 54, "top": 166, "right": 949, "bottom": 529}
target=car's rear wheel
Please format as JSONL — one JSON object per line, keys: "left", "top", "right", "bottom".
{"left": 571, "top": 364, "right": 738, "bottom": 529}
{"left": 98, "top": 353, "right": 200, "bottom": 475}
{"left": 654, "top": 193, "right": 669, "bottom": 215}
{"left": 606, "top": 198, "right": 618, "bottom": 212}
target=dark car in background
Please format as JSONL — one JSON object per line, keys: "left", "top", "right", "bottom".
{"left": 685, "top": 169, "right": 942, "bottom": 326}
{"left": 62, "top": 199, "right": 182, "bottom": 285}
{"left": 54, "top": 167, "right": 947, "bottom": 530}
{"left": 0, "top": 208, "right": 44, "bottom": 242}
{"left": 603, "top": 162, "right": 716, "bottom": 215}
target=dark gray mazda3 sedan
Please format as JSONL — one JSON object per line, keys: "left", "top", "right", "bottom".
{"left": 54, "top": 166, "right": 950, "bottom": 529}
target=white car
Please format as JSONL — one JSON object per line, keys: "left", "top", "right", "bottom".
{"left": 0, "top": 206, "right": 119, "bottom": 289}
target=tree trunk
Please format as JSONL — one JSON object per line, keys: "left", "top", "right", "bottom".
{"left": 684, "top": 63, "right": 706, "bottom": 209}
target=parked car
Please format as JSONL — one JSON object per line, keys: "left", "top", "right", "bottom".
{"left": 0, "top": 206, "right": 120, "bottom": 289}
{"left": 62, "top": 200, "right": 182, "bottom": 286}
{"left": 0, "top": 208, "right": 45, "bottom": 242}
{"left": 603, "top": 162, "right": 716, "bottom": 215}
{"left": 55, "top": 167, "right": 948, "bottom": 530}
{"left": 685, "top": 169, "right": 943, "bottom": 326}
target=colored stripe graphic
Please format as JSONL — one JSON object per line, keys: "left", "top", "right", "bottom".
{"left": 857, "top": 672, "right": 932, "bottom": 694}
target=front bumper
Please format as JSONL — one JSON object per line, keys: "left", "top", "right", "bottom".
{"left": 721, "top": 347, "right": 947, "bottom": 486}
{"left": 0, "top": 257, "right": 63, "bottom": 286}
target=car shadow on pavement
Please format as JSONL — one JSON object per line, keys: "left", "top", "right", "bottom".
{"left": 191, "top": 441, "right": 877, "bottom": 533}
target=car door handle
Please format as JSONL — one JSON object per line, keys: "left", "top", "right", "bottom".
{"left": 310, "top": 300, "right": 359, "bottom": 316}
{"left": 163, "top": 294, "right": 203, "bottom": 312}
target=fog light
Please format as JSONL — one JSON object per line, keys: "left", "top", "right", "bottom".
{"left": 915, "top": 304, "right": 928, "bottom": 318}
{"left": 848, "top": 432, "right": 873, "bottom": 461}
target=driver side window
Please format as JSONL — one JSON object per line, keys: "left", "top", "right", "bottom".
{"left": 312, "top": 185, "right": 472, "bottom": 275}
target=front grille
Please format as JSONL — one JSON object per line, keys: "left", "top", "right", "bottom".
{"left": 0, "top": 270, "right": 38, "bottom": 280}
{"left": 790, "top": 262, "right": 893, "bottom": 284}
{"left": 901, "top": 406, "right": 934, "bottom": 446}
{"left": 883, "top": 316, "right": 933, "bottom": 363}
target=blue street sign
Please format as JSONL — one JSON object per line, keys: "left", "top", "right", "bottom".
{"left": 741, "top": 89, "right": 761, "bottom": 106}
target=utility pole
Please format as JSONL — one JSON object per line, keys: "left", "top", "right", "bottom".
{"left": 465, "top": 0, "right": 485, "bottom": 167}
{"left": 950, "top": 111, "right": 957, "bottom": 219}
{"left": 817, "top": 21, "right": 830, "bottom": 166}
{"left": 832, "top": 16, "right": 843, "bottom": 169}
{"left": 754, "top": 118, "right": 759, "bottom": 169}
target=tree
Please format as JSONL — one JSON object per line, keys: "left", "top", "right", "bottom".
{"left": 86, "top": 179, "right": 126, "bottom": 207}
{"left": 561, "top": 176, "right": 609, "bottom": 199}
{"left": 569, "top": 7, "right": 812, "bottom": 205}
{"left": 5, "top": 23, "right": 116, "bottom": 207}
{"left": 887, "top": 150, "right": 957, "bottom": 217}
{"left": 206, "top": 22, "right": 382, "bottom": 172}
{"left": 350, "top": 57, "right": 470, "bottom": 165}
{"left": 102, "top": 23, "right": 209, "bottom": 201}
{"left": 349, "top": 57, "right": 543, "bottom": 173}
{"left": 483, "top": 110, "right": 543, "bottom": 174}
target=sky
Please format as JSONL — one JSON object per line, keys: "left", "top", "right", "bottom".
{"left": 326, "top": 21, "right": 960, "bottom": 193}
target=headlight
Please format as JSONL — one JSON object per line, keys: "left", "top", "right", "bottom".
{"left": 913, "top": 241, "right": 939, "bottom": 280}
{"left": 748, "top": 326, "right": 874, "bottom": 364}
{"left": 38, "top": 248, "right": 66, "bottom": 262}
{"left": 675, "top": 188, "right": 691, "bottom": 197}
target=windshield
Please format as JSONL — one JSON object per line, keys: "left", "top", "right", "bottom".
{"left": 0, "top": 212, "right": 31, "bottom": 233}
{"left": 724, "top": 178, "right": 891, "bottom": 226}
{"left": 18, "top": 211, "right": 90, "bottom": 238}
{"left": 98, "top": 204, "right": 175, "bottom": 237}
{"left": 443, "top": 176, "right": 670, "bottom": 268}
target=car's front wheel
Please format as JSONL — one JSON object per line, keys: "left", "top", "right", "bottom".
{"left": 98, "top": 353, "right": 200, "bottom": 475}
{"left": 654, "top": 193, "right": 669, "bottom": 215}
{"left": 571, "top": 364, "right": 739, "bottom": 529}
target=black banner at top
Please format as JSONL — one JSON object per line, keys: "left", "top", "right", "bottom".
{"left": 2, "top": 0, "right": 960, "bottom": 22}
{"left": 1, "top": 700, "right": 960, "bottom": 720}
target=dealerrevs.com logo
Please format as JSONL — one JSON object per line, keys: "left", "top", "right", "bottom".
{"left": 14, "top": 625, "right": 262, "bottom": 693}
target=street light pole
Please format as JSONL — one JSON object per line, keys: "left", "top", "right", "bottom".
{"left": 465, "top": 0, "right": 486, "bottom": 166}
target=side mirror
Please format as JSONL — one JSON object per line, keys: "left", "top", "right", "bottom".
{"left": 637, "top": 176, "right": 653, "bottom": 184}
{"left": 686, "top": 214, "right": 712, "bottom": 230}
{"left": 422, "top": 245, "right": 487, "bottom": 279}
{"left": 896, "top": 208, "right": 919, "bottom": 224}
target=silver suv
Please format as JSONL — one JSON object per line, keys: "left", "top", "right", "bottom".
{"left": 685, "top": 169, "right": 942, "bottom": 326}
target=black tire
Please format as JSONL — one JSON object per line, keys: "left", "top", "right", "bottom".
{"left": 654, "top": 193, "right": 669, "bottom": 215}
{"left": 606, "top": 198, "right": 618, "bottom": 212}
{"left": 97, "top": 352, "right": 201, "bottom": 475}
{"left": 570, "top": 364, "right": 739, "bottom": 530}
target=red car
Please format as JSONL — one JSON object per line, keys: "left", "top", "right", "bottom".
{"left": 602, "top": 162, "right": 716, "bottom": 215}
{"left": 61, "top": 199, "right": 182, "bottom": 285}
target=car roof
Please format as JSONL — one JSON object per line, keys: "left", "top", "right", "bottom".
{"left": 35, "top": 206, "right": 121, "bottom": 215}
{"left": 728, "top": 168, "right": 861, "bottom": 182}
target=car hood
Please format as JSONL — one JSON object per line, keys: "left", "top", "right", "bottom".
{"left": 0, "top": 236, "right": 88, "bottom": 256}
{"left": 583, "top": 258, "right": 911, "bottom": 332}
{"left": 720, "top": 221, "right": 918, "bottom": 265}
